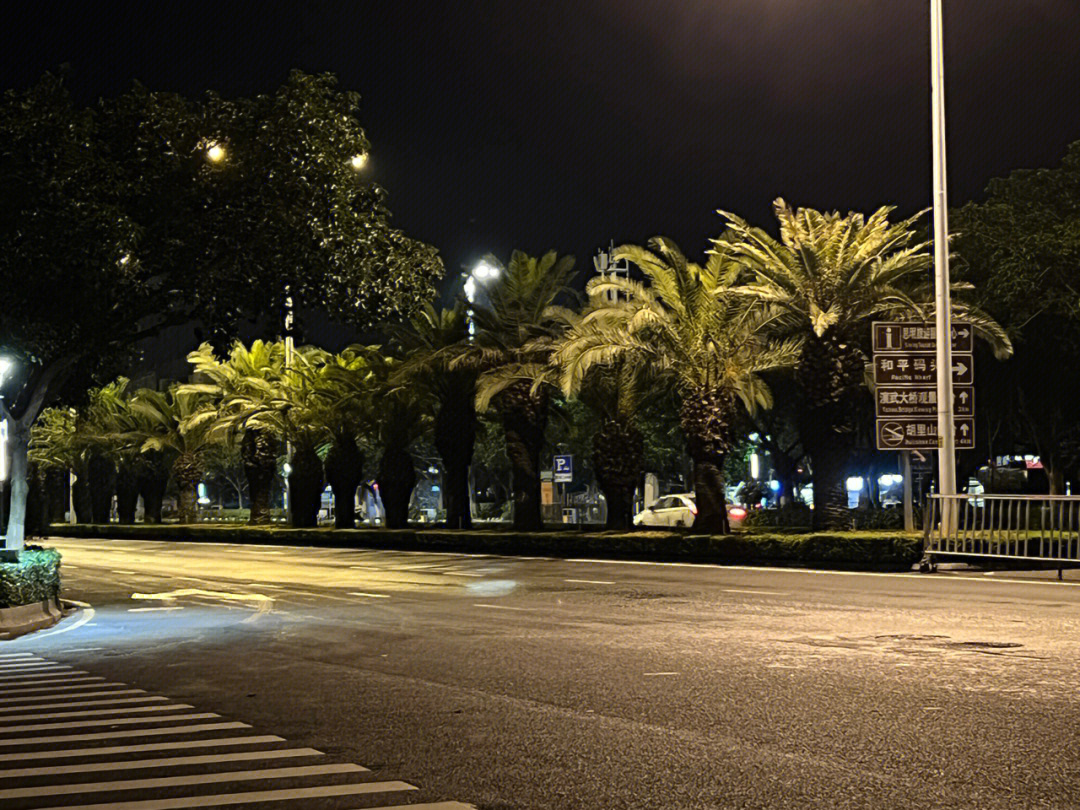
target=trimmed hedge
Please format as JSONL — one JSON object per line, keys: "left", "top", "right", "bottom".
{"left": 48, "top": 524, "right": 921, "bottom": 569}
{"left": 0, "top": 547, "right": 62, "bottom": 609}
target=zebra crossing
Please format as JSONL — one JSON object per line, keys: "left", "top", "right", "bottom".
{"left": 0, "top": 651, "right": 474, "bottom": 810}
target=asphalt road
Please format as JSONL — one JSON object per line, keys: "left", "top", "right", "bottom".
{"left": 6, "top": 538, "right": 1080, "bottom": 809}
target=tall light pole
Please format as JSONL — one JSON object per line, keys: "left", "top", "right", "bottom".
{"left": 464, "top": 260, "right": 500, "bottom": 337}
{"left": 0, "top": 357, "right": 14, "bottom": 544}
{"left": 930, "top": 0, "right": 957, "bottom": 510}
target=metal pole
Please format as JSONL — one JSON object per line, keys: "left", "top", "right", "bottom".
{"left": 930, "top": 0, "right": 957, "bottom": 524}
{"left": 284, "top": 286, "right": 295, "bottom": 525}
{"left": 902, "top": 451, "right": 914, "bottom": 532}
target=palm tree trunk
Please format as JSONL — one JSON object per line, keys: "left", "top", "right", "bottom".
{"left": 377, "top": 445, "right": 415, "bottom": 529}
{"left": 502, "top": 408, "right": 545, "bottom": 532}
{"left": 593, "top": 418, "right": 643, "bottom": 531}
{"left": 325, "top": 433, "right": 363, "bottom": 529}
{"left": 680, "top": 388, "right": 735, "bottom": 534}
{"left": 288, "top": 443, "right": 324, "bottom": 528}
{"left": 241, "top": 429, "right": 278, "bottom": 525}
{"left": 435, "top": 389, "right": 476, "bottom": 530}
{"left": 138, "top": 462, "right": 168, "bottom": 524}
{"left": 115, "top": 463, "right": 140, "bottom": 524}
{"left": 173, "top": 452, "right": 202, "bottom": 524}
{"left": 88, "top": 453, "right": 116, "bottom": 524}
{"left": 805, "top": 433, "right": 852, "bottom": 530}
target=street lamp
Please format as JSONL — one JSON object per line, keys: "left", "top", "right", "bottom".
{"left": 350, "top": 152, "right": 369, "bottom": 171}
{"left": 0, "top": 356, "right": 15, "bottom": 542}
{"left": 206, "top": 141, "right": 226, "bottom": 164}
{"left": 464, "top": 260, "right": 501, "bottom": 337}
{"left": 930, "top": 0, "right": 957, "bottom": 513}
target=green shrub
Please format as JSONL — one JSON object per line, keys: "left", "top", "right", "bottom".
{"left": 742, "top": 502, "right": 813, "bottom": 530}
{"left": 0, "top": 547, "right": 62, "bottom": 609}
{"left": 49, "top": 523, "right": 920, "bottom": 569}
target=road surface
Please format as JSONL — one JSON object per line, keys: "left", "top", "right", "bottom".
{"left": 5, "top": 537, "right": 1080, "bottom": 809}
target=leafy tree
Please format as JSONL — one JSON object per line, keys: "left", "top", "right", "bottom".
{"left": 393, "top": 304, "right": 477, "bottom": 528}
{"left": 458, "top": 251, "right": 578, "bottom": 531}
{"left": 0, "top": 70, "right": 442, "bottom": 551}
{"left": 954, "top": 141, "right": 1080, "bottom": 492}
{"left": 557, "top": 238, "right": 797, "bottom": 533}
{"left": 373, "top": 374, "right": 432, "bottom": 529}
{"left": 718, "top": 200, "right": 1009, "bottom": 529}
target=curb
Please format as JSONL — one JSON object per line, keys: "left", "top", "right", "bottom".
{"left": 0, "top": 598, "right": 64, "bottom": 640}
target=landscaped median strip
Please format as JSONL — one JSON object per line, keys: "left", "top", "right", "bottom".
{"left": 0, "top": 652, "right": 478, "bottom": 810}
{"left": 49, "top": 522, "right": 924, "bottom": 569}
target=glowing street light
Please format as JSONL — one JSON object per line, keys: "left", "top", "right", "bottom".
{"left": 350, "top": 152, "right": 369, "bottom": 171}
{"left": 206, "top": 141, "right": 226, "bottom": 163}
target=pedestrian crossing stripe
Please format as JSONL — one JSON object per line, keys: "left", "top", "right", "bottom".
{"left": 0, "top": 653, "right": 477, "bottom": 809}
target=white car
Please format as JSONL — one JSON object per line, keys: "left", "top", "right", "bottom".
{"left": 635, "top": 494, "right": 697, "bottom": 527}
{"left": 634, "top": 494, "right": 747, "bottom": 528}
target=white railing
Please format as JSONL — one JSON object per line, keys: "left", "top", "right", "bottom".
{"left": 925, "top": 494, "right": 1080, "bottom": 563}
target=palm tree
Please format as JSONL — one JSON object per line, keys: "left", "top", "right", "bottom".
{"left": 130, "top": 386, "right": 218, "bottom": 524}
{"left": 717, "top": 199, "right": 1010, "bottom": 529}
{"left": 454, "top": 251, "right": 578, "bottom": 531}
{"left": 393, "top": 303, "right": 477, "bottom": 529}
{"left": 373, "top": 372, "right": 431, "bottom": 529}
{"left": 310, "top": 346, "right": 382, "bottom": 528}
{"left": 29, "top": 407, "right": 90, "bottom": 522}
{"left": 557, "top": 238, "right": 798, "bottom": 534}
{"left": 186, "top": 341, "right": 284, "bottom": 524}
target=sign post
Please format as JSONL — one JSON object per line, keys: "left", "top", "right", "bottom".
{"left": 874, "top": 322, "right": 974, "bottom": 534}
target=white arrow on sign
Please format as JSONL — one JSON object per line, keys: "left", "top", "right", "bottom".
{"left": 955, "top": 327, "right": 970, "bottom": 339}
{"left": 957, "top": 390, "right": 969, "bottom": 404}
{"left": 958, "top": 423, "right": 971, "bottom": 437}
{"left": 953, "top": 360, "right": 968, "bottom": 375}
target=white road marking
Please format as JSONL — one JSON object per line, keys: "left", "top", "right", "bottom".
{"left": 564, "top": 578, "right": 616, "bottom": 585}
{"left": 348, "top": 592, "right": 390, "bottom": 598}
{"left": 567, "top": 557, "right": 1080, "bottom": 588}
{"left": 0, "top": 704, "right": 192, "bottom": 723}
{"left": 113, "top": 570, "right": 138, "bottom": 575}
{"left": 0, "top": 653, "right": 34, "bottom": 660}
{"left": 32, "top": 780, "right": 417, "bottom": 810}
{"left": 0, "top": 734, "right": 284, "bottom": 761}
{"left": 369, "top": 804, "right": 477, "bottom": 810}
{"left": 0, "top": 696, "right": 165, "bottom": 713}
{"left": 0, "top": 721, "right": 250, "bottom": 747}
{"left": 643, "top": 672, "right": 680, "bottom": 676}
{"left": 0, "top": 659, "right": 48, "bottom": 668}
{"left": 474, "top": 603, "right": 535, "bottom": 611}
{"left": 0, "top": 763, "right": 366, "bottom": 800}
{"left": 0, "top": 689, "right": 145, "bottom": 706}
{"left": 1, "top": 678, "right": 110, "bottom": 694}
{"left": 0, "top": 669, "right": 80, "bottom": 681}
{"left": 0, "top": 711, "right": 217, "bottom": 734}
{"left": 128, "top": 607, "right": 184, "bottom": 613}
{"left": 0, "top": 747, "right": 321, "bottom": 779}
{"left": 723, "top": 588, "right": 787, "bottom": 596}
{"left": 34, "top": 599, "right": 95, "bottom": 637}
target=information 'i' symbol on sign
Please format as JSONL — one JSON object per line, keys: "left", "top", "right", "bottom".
{"left": 881, "top": 421, "right": 906, "bottom": 448}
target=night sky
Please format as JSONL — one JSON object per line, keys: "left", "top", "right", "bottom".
{"left": 6, "top": 1, "right": 1080, "bottom": 308}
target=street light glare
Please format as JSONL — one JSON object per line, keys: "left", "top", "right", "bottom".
{"left": 350, "top": 152, "right": 368, "bottom": 170}
{"left": 206, "top": 142, "right": 226, "bottom": 163}
{"left": 0, "top": 357, "right": 12, "bottom": 381}
{"left": 473, "top": 261, "right": 499, "bottom": 280}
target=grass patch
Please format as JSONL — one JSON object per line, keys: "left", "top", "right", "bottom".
{"left": 0, "top": 547, "right": 62, "bottom": 609}
{"left": 48, "top": 524, "right": 921, "bottom": 569}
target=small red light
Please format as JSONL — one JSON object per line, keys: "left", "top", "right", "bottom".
{"left": 689, "top": 502, "right": 698, "bottom": 515}
{"left": 729, "top": 506, "right": 747, "bottom": 519}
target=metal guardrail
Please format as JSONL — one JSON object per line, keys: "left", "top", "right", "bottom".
{"left": 924, "top": 493, "right": 1080, "bottom": 564}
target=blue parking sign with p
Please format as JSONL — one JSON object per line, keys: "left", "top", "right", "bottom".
{"left": 554, "top": 454, "right": 573, "bottom": 483}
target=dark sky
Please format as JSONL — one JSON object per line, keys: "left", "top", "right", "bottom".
{"left": 7, "top": 0, "right": 1080, "bottom": 293}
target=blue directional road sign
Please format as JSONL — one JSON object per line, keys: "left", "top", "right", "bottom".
{"left": 553, "top": 454, "right": 573, "bottom": 483}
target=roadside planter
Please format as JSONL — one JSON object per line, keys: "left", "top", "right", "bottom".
{"left": 0, "top": 547, "right": 64, "bottom": 638}
{"left": 48, "top": 525, "right": 922, "bottom": 570}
